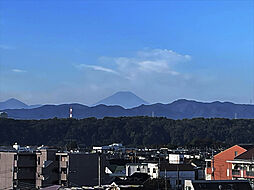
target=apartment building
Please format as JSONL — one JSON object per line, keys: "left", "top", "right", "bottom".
{"left": 227, "top": 147, "right": 254, "bottom": 189}
{"left": 205, "top": 145, "right": 249, "bottom": 180}
{"left": 57, "top": 152, "right": 106, "bottom": 187}
{"left": 0, "top": 150, "right": 37, "bottom": 189}
{"left": 0, "top": 144, "right": 106, "bottom": 189}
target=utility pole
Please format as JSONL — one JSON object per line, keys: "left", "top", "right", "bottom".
{"left": 98, "top": 153, "right": 101, "bottom": 187}
{"left": 212, "top": 148, "right": 215, "bottom": 180}
{"left": 164, "top": 169, "right": 167, "bottom": 190}
{"left": 177, "top": 164, "right": 180, "bottom": 190}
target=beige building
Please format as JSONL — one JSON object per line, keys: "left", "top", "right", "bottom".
{"left": 0, "top": 145, "right": 59, "bottom": 189}
{"left": 0, "top": 144, "right": 106, "bottom": 189}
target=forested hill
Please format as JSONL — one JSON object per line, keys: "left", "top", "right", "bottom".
{"left": 3, "top": 99, "right": 254, "bottom": 120}
{"left": 0, "top": 117, "right": 253, "bottom": 147}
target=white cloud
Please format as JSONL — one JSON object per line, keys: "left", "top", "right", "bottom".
{"left": 76, "top": 64, "right": 119, "bottom": 75}
{"left": 111, "top": 49, "right": 190, "bottom": 79}
{"left": 12, "top": 69, "right": 27, "bottom": 73}
{"left": 76, "top": 49, "right": 190, "bottom": 80}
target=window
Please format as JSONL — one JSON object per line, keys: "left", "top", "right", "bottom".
{"left": 148, "top": 168, "right": 150, "bottom": 173}
{"left": 61, "top": 168, "right": 67, "bottom": 174}
{"left": 235, "top": 151, "right": 238, "bottom": 157}
{"left": 207, "top": 161, "right": 211, "bottom": 168}
{"left": 137, "top": 167, "right": 140, "bottom": 171}
{"left": 37, "top": 157, "right": 40, "bottom": 165}
{"left": 176, "top": 179, "right": 181, "bottom": 185}
{"left": 61, "top": 156, "right": 67, "bottom": 161}
{"left": 153, "top": 168, "right": 156, "bottom": 173}
{"left": 14, "top": 155, "right": 17, "bottom": 160}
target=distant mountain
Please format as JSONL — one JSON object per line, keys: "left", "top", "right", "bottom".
{"left": 0, "top": 98, "right": 41, "bottom": 110}
{"left": 95, "top": 91, "right": 149, "bottom": 108}
{"left": 2, "top": 99, "right": 254, "bottom": 120}
{"left": 0, "top": 98, "right": 28, "bottom": 110}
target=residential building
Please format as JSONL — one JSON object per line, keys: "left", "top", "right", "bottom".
{"left": 126, "top": 163, "right": 148, "bottom": 177}
{"left": 36, "top": 147, "right": 59, "bottom": 189}
{"left": 57, "top": 152, "right": 106, "bottom": 187}
{"left": 168, "top": 154, "right": 184, "bottom": 164}
{"left": 227, "top": 147, "right": 254, "bottom": 189}
{"left": 205, "top": 145, "right": 249, "bottom": 180}
{"left": 160, "top": 163, "right": 196, "bottom": 189}
{"left": 0, "top": 144, "right": 60, "bottom": 189}
{"left": 0, "top": 150, "right": 37, "bottom": 189}
{"left": 125, "top": 163, "right": 159, "bottom": 179}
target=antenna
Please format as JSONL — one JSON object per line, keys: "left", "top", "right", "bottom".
{"left": 69, "top": 107, "right": 73, "bottom": 118}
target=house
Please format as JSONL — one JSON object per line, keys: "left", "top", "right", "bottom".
{"left": 125, "top": 163, "right": 159, "bottom": 179}
{"left": 227, "top": 147, "right": 254, "bottom": 189}
{"left": 168, "top": 154, "right": 184, "bottom": 164}
{"left": 205, "top": 145, "right": 250, "bottom": 180}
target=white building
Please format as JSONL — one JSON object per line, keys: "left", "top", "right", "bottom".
{"left": 126, "top": 163, "right": 159, "bottom": 179}
{"left": 93, "top": 143, "right": 125, "bottom": 153}
{"left": 169, "top": 154, "right": 184, "bottom": 164}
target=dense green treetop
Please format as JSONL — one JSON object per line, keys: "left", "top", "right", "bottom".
{"left": 0, "top": 117, "right": 253, "bottom": 147}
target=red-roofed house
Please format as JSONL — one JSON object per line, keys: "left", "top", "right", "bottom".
{"left": 205, "top": 145, "right": 249, "bottom": 180}
{"left": 227, "top": 147, "right": 254, "bottom": 189}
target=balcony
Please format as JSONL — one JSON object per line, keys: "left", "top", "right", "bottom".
{"left": 246, "top": 171, "right": 254, "bottom": 177}
{"left": 60, "top": 173, "right": 67, "bottom": 180}
{"left": 60, "top": 161, "right": 68, "bottom": 168}
{"left": 232, "top": 169, "right": 240, "bottom": 176}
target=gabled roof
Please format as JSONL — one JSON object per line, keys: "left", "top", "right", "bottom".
{"left": 238, "top": 144, "right": 254, "bottom": 151}
{"left": 214, "top": 145, "right": 247, "bottom": 158}
{"left": 235, "top": 147, "right": 254, "bottom": 160}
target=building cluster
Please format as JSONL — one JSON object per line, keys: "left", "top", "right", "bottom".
{"left": 0, "top": 143, "right": 253, "bottom": 189}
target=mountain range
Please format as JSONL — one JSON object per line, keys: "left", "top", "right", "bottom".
{"left": 1, "top": 98, "right": 254, "bottom": 120}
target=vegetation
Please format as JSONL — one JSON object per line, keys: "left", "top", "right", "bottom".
{"left": 0, "top": 117, "right": 253, "bottom": 147}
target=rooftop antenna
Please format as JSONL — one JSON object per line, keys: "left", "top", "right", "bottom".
{"left": 69, "top": 107, "right": 73, "bottom": 118}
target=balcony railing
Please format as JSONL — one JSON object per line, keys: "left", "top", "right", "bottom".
{"left": 246, "top": 171, "right": 254, "bottom": 177}
{"left": 232, "top": 169, "right": 240, "bottom": 176}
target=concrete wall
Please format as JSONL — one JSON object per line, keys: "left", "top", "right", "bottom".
{"left": 0, "top": 152, "right": 15, "bottom": 189}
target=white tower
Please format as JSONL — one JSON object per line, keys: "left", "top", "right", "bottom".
{"left": 70, "top": 107, "right": 73, "bottom": 118}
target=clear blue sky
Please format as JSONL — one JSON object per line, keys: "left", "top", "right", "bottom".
{"left": 0, "top": 0, "right": 253, "bottom": 105}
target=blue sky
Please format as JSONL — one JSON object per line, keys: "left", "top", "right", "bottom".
{"left": 0, "top": 0, "right": 253, "bottom": 105}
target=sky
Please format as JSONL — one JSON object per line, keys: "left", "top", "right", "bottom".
{"left": 0, "top": 0, "right": 253, "bottom": 105}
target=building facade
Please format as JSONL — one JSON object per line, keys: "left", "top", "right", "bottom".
{"left": 205, "top": 145, "right": 247, "bottom": 180}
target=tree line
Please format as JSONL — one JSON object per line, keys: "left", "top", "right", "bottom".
{"left": 0, "top": 117, "right": 253, "bottom": 148}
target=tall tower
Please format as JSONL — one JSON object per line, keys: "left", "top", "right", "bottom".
{"left": 69, "top": 107, "right": 73, "bottom": 118}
